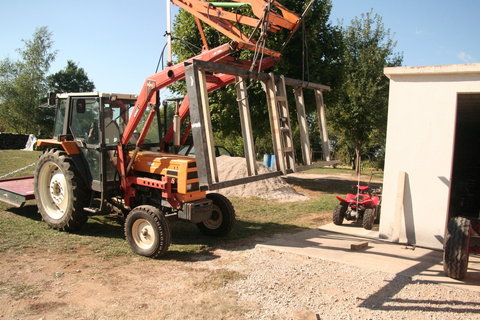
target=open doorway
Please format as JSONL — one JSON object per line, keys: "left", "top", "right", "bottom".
{"left": 448, "top": 93, "right": 480, "bottom": 220}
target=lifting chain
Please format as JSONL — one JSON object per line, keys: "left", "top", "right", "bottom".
{"left": 0, "top": 162, "right": 37, "bottom": 180}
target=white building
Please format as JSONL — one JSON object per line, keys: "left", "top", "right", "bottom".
{"left": 380, "top": 63, "right": 480, "bottom": 249}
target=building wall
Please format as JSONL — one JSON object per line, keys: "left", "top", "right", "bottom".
{"left": 381, "top": 65, "right": 480, "bottom": 249}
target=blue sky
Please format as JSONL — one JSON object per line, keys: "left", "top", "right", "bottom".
{"left": 0, "top": 0, "right": 479, "bottom": 94}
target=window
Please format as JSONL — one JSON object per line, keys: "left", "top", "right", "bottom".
{"left": 53, "top": 99, "right": 67, "bottom": 139}
{"left": 70, "top": 98, "right": 100, "bottom": 144}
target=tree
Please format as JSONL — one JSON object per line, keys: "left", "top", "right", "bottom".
{"left": 171, "top": 1, "right": 343, "bottom": 155}
{"left": 0, "top": 26, "right": 57, "bottom": 136}
{"left": 47, "top": 60, "right": 95, "bottom": 93}
{"left": 329, "top": 11, "right": 402, "bottom": 173}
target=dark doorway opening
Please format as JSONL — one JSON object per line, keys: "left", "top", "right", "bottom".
{"left": 449, "top": 93, "right": 480, "bottom": 220}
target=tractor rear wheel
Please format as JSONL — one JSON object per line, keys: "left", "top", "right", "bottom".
{"left": 197, "top": 193, "right": 235, "bottom": 236}
{"left": 34, "top": 149, "right": 89, "bottom": 231}
{"left": 363, "top": 208, "right": 375, "bottom": 230}
{"left": 125, "top": 205, "right": 171, "bottom": 258}
{"left": 444, "top": 216, "right": 471, "bottom": 280}
{"left": 332, "top": 204, "right": 347, "bottom": 225}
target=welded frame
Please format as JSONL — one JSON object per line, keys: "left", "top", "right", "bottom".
{"left": 185, "top": 59, "right": 335, "bottom": 191}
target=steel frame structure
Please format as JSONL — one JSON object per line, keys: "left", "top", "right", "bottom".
{"left": 115, "top": 0, "right": 313, "bottom": 206}
{"left": 185, "top": 59, "right": 335, "bottom": 191}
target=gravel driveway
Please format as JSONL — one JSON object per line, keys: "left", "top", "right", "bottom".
{"left": 215, "top": 246, "right": 480, "bottom": 320}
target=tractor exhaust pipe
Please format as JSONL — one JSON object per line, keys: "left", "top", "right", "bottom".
{"left": 166, "top": 0, "right": 173, "bottom": 66}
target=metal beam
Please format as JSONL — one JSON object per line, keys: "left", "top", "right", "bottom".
{"left": 264, "top": 73, "right": 287, "bottom": 174}
{"left": 185, "top": 63, "right": 218, "bottom": 188}
{"left": 294, "top": 87, "right": 312, "bottom": 165}
{"left": 235, "top": 76, "right": 258, "bottom": 176}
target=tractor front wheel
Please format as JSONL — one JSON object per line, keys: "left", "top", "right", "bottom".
{"left": 197, "top": 193, "right": 235, "bottom": 236}
{"left": 125, "top": 205, "right": 171, "bottom": 258}
{"left": 444, "top": 216, "right": 471, "bottom": 280}
{"left": 34, "top": 149, "right": 89, "bottom": 231}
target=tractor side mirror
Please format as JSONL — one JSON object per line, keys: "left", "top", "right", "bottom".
{"left": 48, "top": 92, "right": 57, "bottom": 106}
{"left": 76, "top": 99, "right": 86, "bottom": 113}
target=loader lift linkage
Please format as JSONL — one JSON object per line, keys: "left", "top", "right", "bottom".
{"left": 0, "top": 0, "right": 335, "bottom": 258}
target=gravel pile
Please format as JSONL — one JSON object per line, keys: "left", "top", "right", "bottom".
{"left": 213, "top": 156, "right": 309, "bottom": 202}
{"left": 214, "top": 247, "right": 480, "bottom": 320}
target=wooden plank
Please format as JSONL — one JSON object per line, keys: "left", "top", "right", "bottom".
{"left": 315, "top": 90, "right": 330, "bottom": 161}
{"left": 235, "top": 76, "right": 258, "bottom": 176}
{"left": 350, "top": 242, "right": 369, "bottom": 250}
{"left": 294, "top": 87, "right": 312, "bottom": 166}
{"left": 391, "top": 171, "right": 406, "bottom": 243}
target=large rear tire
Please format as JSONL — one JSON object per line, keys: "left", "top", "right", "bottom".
{"left": 332, "top": 204, "right": 347, "bottom": 225}
{"left": 197, "top": 193, "right": 235, "bottom": 236}
{"left": 34, "top": 149, "right": 89, "bottom": 231}
{"left": 362, "top": 208, "right": 375, "bottom": 230}
{"left": 125, "top": 205, "right": 171, "bottom": 258}
{"left": 444, "top": 217, "right": 471, "bottom": 280}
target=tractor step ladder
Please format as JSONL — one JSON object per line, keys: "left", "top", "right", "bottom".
{"left": 265, "top": 73, "right": 295, "bottom": 174}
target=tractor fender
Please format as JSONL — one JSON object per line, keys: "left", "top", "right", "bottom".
{"left": 36, "top": 139, "right": 92, "bottom": 190}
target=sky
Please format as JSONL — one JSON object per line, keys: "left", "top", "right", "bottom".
{"left": 0, "top": 0, "right": 479, "bottom": 95}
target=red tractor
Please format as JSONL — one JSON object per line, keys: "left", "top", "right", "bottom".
{"left": 0, "top": 0, "right": 323, "bottom": 258}
{"left": 332, "top": 185, "right": 381, "bottom": 230}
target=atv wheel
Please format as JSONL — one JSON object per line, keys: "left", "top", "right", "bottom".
{"left": 34, "top": 149, "right": 89, "bottom": 231}
{"left": 374, "top": 205, "right": 381, "bottom": 224}
{"left": 363, "top": 208, "right": 375, "bottom": 230}
{"left": 197, "top": 193, "right": 235, "bottom": 236}
{"left": 125, "top": 205, "right": 171, "bottom": 258}
{"left": 332, "top": 204, "right": 347, "bottom": 225}
{"left": 443, "top": 217, "right": 471, "bottom": 280}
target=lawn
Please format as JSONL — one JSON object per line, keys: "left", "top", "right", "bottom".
{"left": 0, "top": 149, "right": 336, "bottom": 260}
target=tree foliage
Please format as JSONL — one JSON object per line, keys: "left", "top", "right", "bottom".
{"left": 47, "top": 60, "right": 95, "bottom": 93}
{"left": 0, "top": 26, "right": 57, "bottom": 136}
{"left": 329, "top": 11, "right": 402, "bottom": 171}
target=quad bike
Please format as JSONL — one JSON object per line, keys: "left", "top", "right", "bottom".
{"left": 332, "top": 185, "right": 381, "bottom": 230}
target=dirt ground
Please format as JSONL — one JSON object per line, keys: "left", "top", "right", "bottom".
{"left": 1, "top": 173, "right": 479, "bottom": 320}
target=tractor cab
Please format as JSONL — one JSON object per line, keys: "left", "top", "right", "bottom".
{"left": 45, "top": 92, "right": 157, "bottom": 193}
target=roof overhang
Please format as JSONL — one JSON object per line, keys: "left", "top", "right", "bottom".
{"left": 384, "top": 63, "right": 480, "bottom": 79}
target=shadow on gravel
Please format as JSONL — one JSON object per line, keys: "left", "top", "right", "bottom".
{"left": 359, "top": 250, "right": 480, "bottom": 313}
{"left": 284, "top": 176, "right": 382, "bottom": 195}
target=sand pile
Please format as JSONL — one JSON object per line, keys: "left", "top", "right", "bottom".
{"left": 211, "top": 156, "right": 309, "bottom": 202}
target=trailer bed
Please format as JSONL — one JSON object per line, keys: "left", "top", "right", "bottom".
{"left": 0, "top": 176, "right": 35, "bottom": 207}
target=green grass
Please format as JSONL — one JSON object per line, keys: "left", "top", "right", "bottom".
{"left": 0, "top": 149, "right": 337, "bottom": 260}
{"left": 0, "top": 150, "right": 41, "bottom": 179}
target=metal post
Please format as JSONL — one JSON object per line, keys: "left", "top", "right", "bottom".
{"left": 166, "top": 0, "right": 173, "bottom": 66}
{"left": 294, "top": 87, "right": 312, "bottom": 165}
{"left": 235, "top": 76, "right": 257, "bottom": 176}
{"left": 185, "top": 63, "right": 218, "bottom": 188}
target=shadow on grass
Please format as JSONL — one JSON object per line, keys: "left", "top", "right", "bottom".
{"left": 5, "top": 204, "right": 302, "bottom": 261}
{"left": 7, "top": 204, "right": 42, "bottom": 221}
{"left": 284, "top": 176, "right": 382, "bottom": 195}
